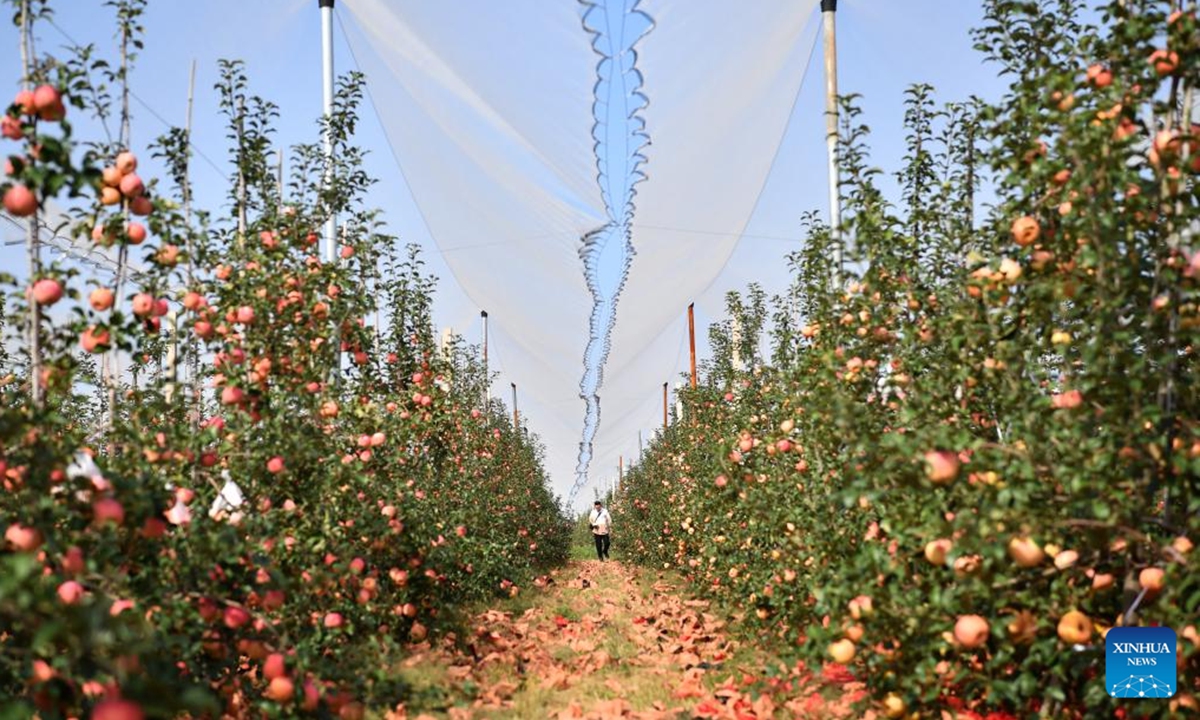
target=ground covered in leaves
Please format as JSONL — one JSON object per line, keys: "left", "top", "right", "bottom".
{"left": 389, "top": 559, "right": 863, "bottom": 719}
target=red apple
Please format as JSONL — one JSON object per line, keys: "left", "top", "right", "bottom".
{"left": 1139, "top": 567, "right": 1165, "bottom": 593}
{"left": 1150, "top": 49, "right": 1179, "bottom": 76}
{"left": 4, "top": 523, "right": 42, "bottom": 552}
{"left": 1, "top": 115, "right": 22, "bottom": 140}
{"left": 126, "top": 222, "right": 147, "bottom": 244}
{"left": 92, "top": 700, "right": 145, "bottom": 720}
{"left": 923, "top": 450, "right": 960, "bottom": 484}
{"left": 80, "top": 326, "right": 111, "bottom": 353}
{"left": 30, "top": 278, "right": 63, "bottom": 306}
{"left": 1011, "top": 215, "right": 1040, "bottom": 247}
{"left": 32, "top": 85, "right": 63, "bottom": 121}
{"left": 1086, "top": 63, "right": 1112, "bottom": 88}
{"left": 263, "top": 653, "right": 287, "bottom": 681}
{"left": 223, "top": 606, "right": 251, "bottom": 629}
{"left": 954, "top": 614, "right": 990, "bottom": 649}
{"left": 118, "top": 173, "right": 144, "bottom": 198}
{"left": 62, "top": 546, "right": 85, "bottom": 575}
{"left": 115, "top": 151, "right": 137, "bottom": 175}
{"left": 13, "top": 89, "right": 34, "bottom": 115}
{"left": 265, "top": 676, "right": 295, "bottom": 702}
{"left": 92, "top": 498, "right": 125, "bottom": 526}
{"left": 131, "top": 293, "right": 154, "bottom": 317}
{"left": 89, "top": 287, "right": 115, "bottom": 311}
{"left": 57, "top": 580, "right": 84, "bottom": 605}
{"left": 3, "top": 184, "right": 36, "bottom": 216}
{"left": 182, "top": 291, "right": 206, "bottom": 311}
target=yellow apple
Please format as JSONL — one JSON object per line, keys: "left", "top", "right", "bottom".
{"left": 828, "top": 638, "right": 856, "bottom": 664}
{"left": 1057, "top": 610, "right": 1093, "bottom": 644}
{"left": 1008, "top": 537, "right": 1045, "bottom": 568}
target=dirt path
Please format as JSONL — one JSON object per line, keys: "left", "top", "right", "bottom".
{"left": 389, "top": 560, "right": 863, "bottom": 719}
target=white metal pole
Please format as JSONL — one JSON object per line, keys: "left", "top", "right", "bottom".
{"left": 481, "top": 310, "right": 489, "bottom": 407}
{"left": 320, "top": 0, "right": 336, "bottom": 264}
{"left": 822, "top": 0, "right": 842, "bottom": 288}
{"left": 163, "top": 310, "right": 178, "bottom": 403}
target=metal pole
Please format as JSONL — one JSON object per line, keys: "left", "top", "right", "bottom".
{"left": 277, "top": 148, "right": 285, "bottom": 204}
{"left": 511, "top": 382, "right": 518, "bottom": 430}
{"left": 481, "top": 310, "right": 489, "bottom": 407}
{"left": 236, "top": 96, "right": 247, "bottom": 247}
{"left": 822, "top": 0, "right": 842, "bottom": 288}
{"left": 185, "top": 58, "right": 197, "bottom": 417}
{"left": 687, "top": 303, "right": 697, "bottom": 389}
{"left": 320, "top": 0, "right": 337, "bottom": 264}
{"left": 163, "top": 311, "right": 178, "bottom": 403}
{"left": 618, "top": 455, "right": 623, "bottom": 486}
{"left": 19, "top": 0, "right": 41, "bottom": 408}
{"left": 662, "top": 382, "right": 668, "bottom": 431}
{"left": 638, "top": 430, "right": 643, "bottom": 459}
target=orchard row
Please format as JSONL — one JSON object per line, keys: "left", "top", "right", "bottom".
{"left": 616, "top": 2, "right": 1200, "bottom": 718}
{"left": 0, "top": 3, "right": 571, "bottom": 718}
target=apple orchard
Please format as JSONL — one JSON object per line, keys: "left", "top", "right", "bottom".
{"left": 2, "top": 0, "right": 1200, "bottom": 719}
{"left": 0, "top": 1, "right": 572, "bottom": 717}
{"left": 614, "top": 2, "right": 1199, "bottom": 718}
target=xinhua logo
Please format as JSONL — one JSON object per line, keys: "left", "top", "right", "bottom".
{"left": 1106, "top": 626, "right": 1176, "bottom": 698}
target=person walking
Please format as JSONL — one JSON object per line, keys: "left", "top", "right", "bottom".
{"left": 589, "top": 500, "right": 612, "bottom": 561}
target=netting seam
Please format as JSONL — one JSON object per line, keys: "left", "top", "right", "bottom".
{"left": 571, "top": 0, "right": 654, "bottom": 502}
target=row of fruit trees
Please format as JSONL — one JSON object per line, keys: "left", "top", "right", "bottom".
{"left": 616, "top": 1, "right": 1198, "bottom": 717}
{"left": 0, "top": 1, "right": 572, "bottom": 717}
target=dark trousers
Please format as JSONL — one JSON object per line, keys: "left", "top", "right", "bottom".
{"left": 593, "top": 533, "right": 610, "bottom": 560}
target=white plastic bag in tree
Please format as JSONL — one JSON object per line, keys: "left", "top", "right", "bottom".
{"left": 209, "top": 470, "right": 245, "bottom": 521}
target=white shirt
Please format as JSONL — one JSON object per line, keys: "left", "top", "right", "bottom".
{"left": 589, "top": 508, "right": 612, "bottom": 535}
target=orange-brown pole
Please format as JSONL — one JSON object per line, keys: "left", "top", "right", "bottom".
{"left": 688, "top": 303, "right": 697, "bottom": 389}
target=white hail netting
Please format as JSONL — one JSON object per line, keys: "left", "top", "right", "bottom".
{"left": 332, "top": 0, "right": 822, "bottom": 504}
